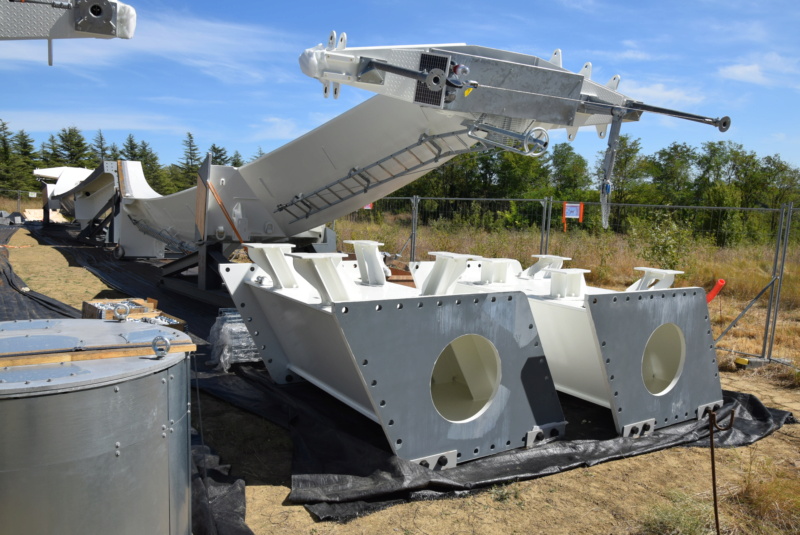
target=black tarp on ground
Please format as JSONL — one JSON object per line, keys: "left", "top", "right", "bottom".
{"left": 192, "top": 433, "right": 255, "bottom": 535}
{"left": 196, "top": 365, "right": 795, "bottom": 522}
{"left": 0, "top": 225, "right": 81, "bottom": 320}
{"left": 20, "top": 222, "right": 797, "bottom": 523}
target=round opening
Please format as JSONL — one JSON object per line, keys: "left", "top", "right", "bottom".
{"left": 641, "top": 323, "right": 686, "bottom": 396}
{"left": 430, "top": 334, "right": 501, "bottom": 423}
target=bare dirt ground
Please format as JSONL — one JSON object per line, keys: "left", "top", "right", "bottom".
{"left": 8, "top": 227, "right": 799, "bottom": 534}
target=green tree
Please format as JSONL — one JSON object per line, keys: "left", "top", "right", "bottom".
{"left": 250, "top": 146, "right": 265, "bottom": 161}
{"left": 120, "top": 133, "right": 140, "bottom": 161}
{"left": 495, "top": 151, "right": 551, "bottom": 198}
{"left": 0, "top": 120, "right": 13, "bottom": 190}
{"left": 550, "top": 143, "right": 589, "bottom": 199}
{"left": 762, "top": 154, "right": 800, "bottom": 209}
{"left": 230, "top": 150, "right": 245, "bottom": 167}
{"left": 177, "top": 132, "right": 201, "bottom": 189}
{"left": 695, "top": 140, "right": 740, "bottom": 204}
{"left": 647, "top": 142, "right": 697, "bottom": 205}
{"left": 8, "top": 130, "right": 40, "bottom": 191}
{"left": 39, "top": 135, "right": 61, "bottom": 167}
{"left": 209, "top": 143, "right": 230, "bottom": 165}
{"left": 0, "top": 120, "right": 11, "bottom": 164}
{"left": 92, "top": 130, "right": 108, "bottom": 164}
{"left": 138, "top": 140, "right": 175, "bottom": 195}
{"left": 107, "top": 142, "right": 121, "bottom": 161}
{"left": 56, "top": 127, "right": 93, "bottom": 167}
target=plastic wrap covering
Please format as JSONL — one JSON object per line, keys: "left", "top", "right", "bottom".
{"left": 129, "top": 216, "right": 197, "bottom": 255}
{"left": 115, "top": 1, "right": 137, "bottom": 39}
{"left": 207, "top": 309, "right": 261, "bottom": 372}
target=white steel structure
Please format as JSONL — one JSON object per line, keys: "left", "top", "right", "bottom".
{"left": 41, "top": 35, "right": 729, "bottom": 465}
{"left": 0, "top": 0, "right": 136, "bottom": 65}
{"left": 46, "top": 33, "right": 729, "bottom": 263}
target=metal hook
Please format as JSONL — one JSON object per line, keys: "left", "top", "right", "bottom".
{"left": 151, "top": 336, "right": 171, "bottom": 359}
{"left": 113, "top": 303, "right": 130, "bottom": 321}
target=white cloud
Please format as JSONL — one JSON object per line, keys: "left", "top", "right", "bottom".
{"left": 0, "top": 8, "right": 302, "bottom": 84}
{"left": 556, "top": 0, "right": 598, "bottom": 11}
{"left": 707, "top": 20, "right": 770, "bottom": 44}
{"left": 620, "top": 81, "right": 705, "bottom": 107}
{"left": 718, "top": 63, "right": 769, "bottom": 85}
{"left": 584, "top": 41, "right": 677, "bottom": 64}
{"left": 718, "top": 52, "right": 800, "bottom": 87}
{"left": 1, "top": 110, "right": 188, "bottom": 135}
{"left": 247, "top": 117, "right": 305, "bottom": 141}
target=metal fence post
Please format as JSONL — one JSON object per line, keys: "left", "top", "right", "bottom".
{"left": 543, "top": 197, "right": 553, "bottom": 254}
{"left": 410, "top": 195, "right": 420, "bottom": 263}
{"left": 761, "top": 205, "right": 785, "bottom": 359}
{"left": 17, "top": 190, "right": 21, "bottom": 212}
{"left": 766, "top": 202, "right": 793, "bottom": 361}
{"left": 539, "top": 198, "right": 547, "bottom": 254}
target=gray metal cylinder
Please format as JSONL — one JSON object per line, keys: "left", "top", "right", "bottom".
{"left": 0, "top": 320, "right": 192, "bottom": 535}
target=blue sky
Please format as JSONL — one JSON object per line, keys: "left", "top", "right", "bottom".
{"left": 1, "top": 0, "right": 798, "bottom": 169}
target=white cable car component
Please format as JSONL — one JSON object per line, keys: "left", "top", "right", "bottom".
{"left": 0, "top": 0, "right": 137, "bottom": 65}
{"left": 43, "top": 37, "right": 728, "bottom": 266}
{"left": 626, "top": 267, "right": 685, "bottom": 291}
{"left": 420, "top": 252, "right": 724, "bottom": 438}
{"left": 220, "top": 252, "right": 566, "bottom": 468}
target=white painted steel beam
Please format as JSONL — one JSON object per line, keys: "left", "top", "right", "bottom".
{"left": 220, "top": 253, "right": 566, "bottom": 468}
{"left": 410, "top": 252, "right": 724, "bottom": 437}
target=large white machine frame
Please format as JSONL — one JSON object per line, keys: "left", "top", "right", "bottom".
{"left": 40, "top": 33, "right": 730, "bottom": 467}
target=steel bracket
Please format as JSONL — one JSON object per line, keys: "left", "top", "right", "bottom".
{"left": 697, "top": 400, "right": 724, "bottom": 420}
{"left": 410, "top": 450, "right": 458, "bottom": 471}
{"left": 622, "top": 418, "right": 656, "bottom": 438}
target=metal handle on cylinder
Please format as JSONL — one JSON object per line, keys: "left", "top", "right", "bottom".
{"left": 151, "top": 336, "right": 171, "bottom": 359}
{"left": 113, "top": 303, "right": 130, "bottom": 321}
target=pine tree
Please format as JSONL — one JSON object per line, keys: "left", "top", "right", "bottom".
{"left": 107, "top": 142, "right": 121, "bottom": 161}
{"left": 12, "top": 130, "right": 36, "bottom": 164}
{"left": 177, "top": 133, "right": 201, "bottom": 190}
{"left": 8, "top": 130, "right": 40, "bottom": 191}
{"left": 0, "top": 120, "right": 11, "bottom": 165}
{"left": 92, "top": 130, "right": 109, "bottom": 164}
{"left": 208, "top": 143, "right": 230, "bottom": 165}
{"left": 230, "top": 150, "right": 245, "bottom": 167}
{"left": 121, "top": 133, "right": 140, "bottom": 161}
{"left": 138, "top": 141, "right": 176, "bottom": 195}
{"left": 0, "top": 120, "right": 12, "bottom": 189}
{"left": 40, "top": 135, "right": 61, "bottom": 167}
{"left": 56, "top": 127, "right": 93, "bottom": 167}
{"left": 250, "top": 146, "right": 265, "bottom": 161}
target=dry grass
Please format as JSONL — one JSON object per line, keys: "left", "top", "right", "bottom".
{"left": 336, "top": 218, "right": 800, "bottom": 375}
{"left": 0, "top": 196, "right": 42, "bottom": 213}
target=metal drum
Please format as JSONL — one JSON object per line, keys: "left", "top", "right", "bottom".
{"left": 0, "top": 319, "right": 195, "bottom": 535}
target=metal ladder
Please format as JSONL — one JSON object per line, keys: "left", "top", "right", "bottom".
{"left": 275, "top": 129, "right": 483, "bottom": 223}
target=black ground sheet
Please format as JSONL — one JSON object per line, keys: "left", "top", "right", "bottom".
{"left": 198, "top": 365, "right": 795, "bottom": 522}
{"left": 0, "top": 226, "right": 81, "bottom": 320}
{"left": 7, "top": 222, "right": 796, "bottom": 525}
